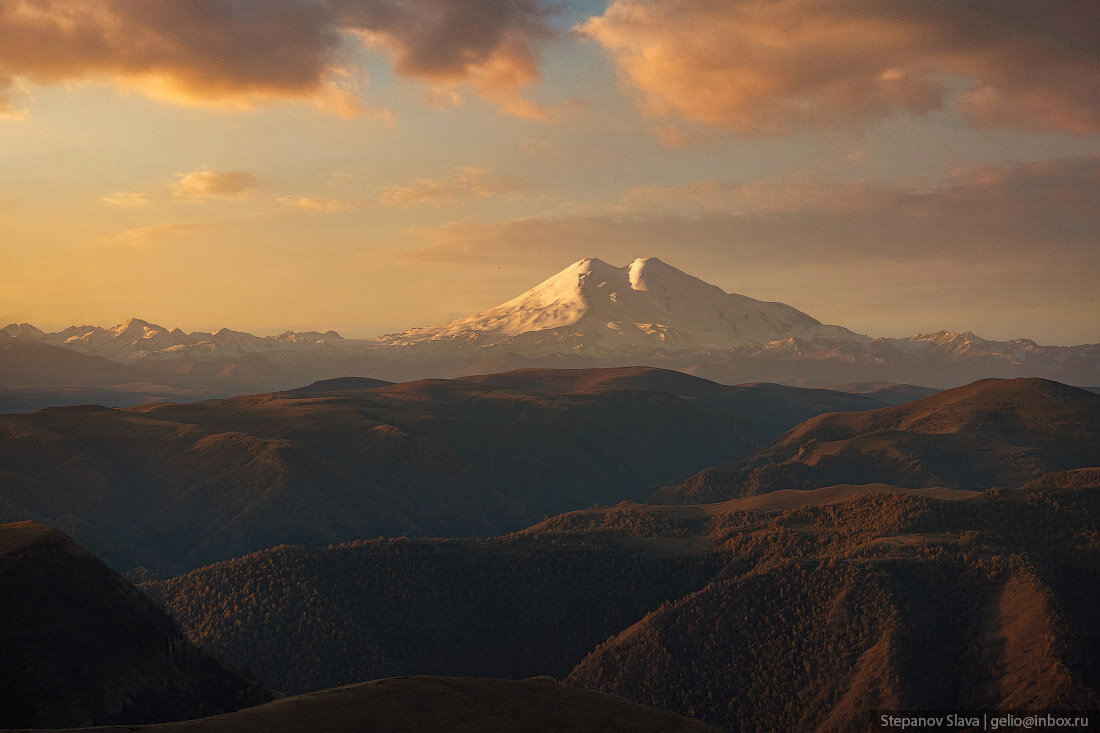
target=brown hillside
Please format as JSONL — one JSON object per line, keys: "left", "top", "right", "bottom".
{"left": 143, "top": 480, "right": 1100, "bottom": 731}
{"left": 566, "top": 484, "right": 1100, "bottom": 730}
{"left": 0, "top": 367, "right": 879, "bottom": 573}
{"left": 655, "top": 378, "right": 1100, "bottom": 502}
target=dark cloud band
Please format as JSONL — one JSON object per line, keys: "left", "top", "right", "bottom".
{"left": 0, "top": 0, "right": 552, "bottom": 114}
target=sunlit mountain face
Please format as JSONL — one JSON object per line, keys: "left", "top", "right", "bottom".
{"left": 2, "top": 1, "right": 1098, "bottom": 731}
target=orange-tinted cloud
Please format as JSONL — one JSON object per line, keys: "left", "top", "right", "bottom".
{"left": 277, "top": 196, "right": 363, "bottom": 213}
{"left": 100, "top": 192, "right": 154, "bottom": 207}
{"left": 0, "top": 0, "right": 552, "bottom": 117}
{"left": 0, "top": 71, "right": 31, "bottom": 119}
{"left": 173, "top": 169, "right": 257, "bottom": 201}
{"left": 100, "top": 221, "right": 212, "bottom": 247}
{"left": 579, "top": 0, "right": 1100, "bottom": 135}
{"left": 616, "top": 173, "right": 873, "bottom": 217}
{"left": 379, "top": 166, "right": 526, "bottom": 208}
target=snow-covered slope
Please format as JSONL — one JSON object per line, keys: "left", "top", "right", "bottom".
{"left": 375, "top": 257, "right": 866, "bottom": 355}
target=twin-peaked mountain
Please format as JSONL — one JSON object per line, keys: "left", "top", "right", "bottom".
{"left": 4, "top": 258, "right": 1097, "bottom": 405}
{"left": 373, "top": 256, "right": 862, "bottom": 354}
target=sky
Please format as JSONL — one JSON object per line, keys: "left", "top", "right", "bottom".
{"left": 1, "top": 0, "right": 1097, "bottom": 344}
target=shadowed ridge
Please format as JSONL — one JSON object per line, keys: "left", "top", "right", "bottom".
{"left": 456, "top": 366, "right": 732, "bottom": 396}
{"left": 0, "top": 520, "right": 76, "bottom": 557}
{"left": 286, "top": 376, "right": 394, "bottom": 395}
{"left": 141, "top": 482, "right": 1100, "bottom": 731}
{"left": 0, "top": 521, "right": 274, "bottom": 729}
{"left": 825, "top": 381, "right": 940, "bottom": 406}
{"left": 565, "top": 486, "right": 1100, "bottom": 730}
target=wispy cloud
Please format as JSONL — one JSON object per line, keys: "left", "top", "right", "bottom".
{"left": 100, "top": 169, "right": 258, "bottom": 207}
{"left": 276, "top": 196, "right": 364, "bottom": 213}
{"left": 100, "top": 192, "right": 155, "bottom": 207}
{"left": 99, "top": 221, "right": 212, "bottom": 248}
{"left": 522, "top": 138, "right": 561, "bottom": 160}
{"left": 0, "top": 73, "right": 32, "bottom": 120}
{"left": 580, "top": 0, "right": 1100, "bottom": 135}
{"left": 393, "top": 156, "right": 1100, "bottom": 341}
{"left": 379, "top": 166, "right": 526, "bottom": 208}
{"left": 172, "top": 169, "right": 257, "bottom": 201}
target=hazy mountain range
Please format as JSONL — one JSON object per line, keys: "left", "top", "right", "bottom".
{"left": 3, "top": 258, "right": 1097, "bottom": 414}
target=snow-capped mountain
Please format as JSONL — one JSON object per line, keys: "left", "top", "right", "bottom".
{"left": 375, "top": 257, "right": 867, "bottom": 357}
{"left": 4, "top": 257, "right": 1098, "bottom": 389}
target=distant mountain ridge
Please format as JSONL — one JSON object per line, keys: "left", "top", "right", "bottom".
{"left": 0, "top": 367, "right": 882, "bottom": 573}
{"left": 5, "top": 257, "right": 1098, "bottom": 390}
{"left": 3, "top": 318, "right": 348, "bottom": 365}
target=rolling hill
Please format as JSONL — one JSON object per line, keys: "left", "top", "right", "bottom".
{"left": 654, "top": 377, "right": 1100, "bottom": 503}
{"left": 0, "top": 521, "right": 715, "bottom": 731}
{"left": 0, "top": 367, "right": 880, "bottom": 573}
{"left": 142, "top": 533, "right": 722, "bottom": 695}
